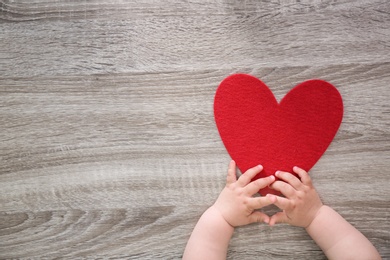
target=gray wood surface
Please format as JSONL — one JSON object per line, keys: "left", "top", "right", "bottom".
{"left": 1, "top": 0, "right": 389, "bottom": 259}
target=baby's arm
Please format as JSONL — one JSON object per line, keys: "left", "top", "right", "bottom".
{"left": 183, "top": 160, "right": 275, "bottom": 260}
{"left": 267, "top": 167, "right": 381, "bottom": 260}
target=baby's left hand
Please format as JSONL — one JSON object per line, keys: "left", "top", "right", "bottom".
{"left": 212, "top": 160, "right": 275, "bottom": 227}
{"left": 267, "top": 167, "right": 323, "bottom": 228}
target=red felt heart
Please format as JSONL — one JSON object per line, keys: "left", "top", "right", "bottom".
{"left": 214, "top": 74, "right": 343, "bottom": 195}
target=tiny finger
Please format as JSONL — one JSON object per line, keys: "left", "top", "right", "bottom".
{"left": 247, "top": 195, "right": 274, "bottom": 210}
{"left": 275, "top": 170, "right": 303, "bottom": 190}
{"left": 248, "top": 211, "right": 270, "bottom": 224}
{"left": 245, "top": 175, "right": 275, "bottom": 196}
{"left": 269, "top": 211, "right": 288, "bottom": 226}
{"left": 293, "top": 166, "right": 312, "bottom": 186}
{"left": 237, "top": 164, "right": 263, "bottom": 187}
{"left": 270, "top": 180, "right": 296, "bottom": 198}
{"left": 266, "top": 194, "right": 290, "bottom": 210}
{"left": 226, "top": 160, "right": 237, "bottom": 185}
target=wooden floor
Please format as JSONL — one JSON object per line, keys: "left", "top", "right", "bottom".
{"left": 1, "top": 1, "right": 389, "bottom": 259}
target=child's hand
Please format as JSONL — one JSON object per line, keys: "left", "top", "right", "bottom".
{"left": 212, "top": 160, "right": 275, "bottom": 227}
{"left": 267, "top": 166, "right": 323, "bottom": 228}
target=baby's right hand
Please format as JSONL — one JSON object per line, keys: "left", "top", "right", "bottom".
{"left": 267, "top": 167, "right": 323, "bottom": 228}
{"left": 213, "top": 160, "right": 275, "bottom": 227}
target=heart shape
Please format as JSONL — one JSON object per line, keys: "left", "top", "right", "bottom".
{"left": 214, "top": 74, "right": 343, "bottom": 195}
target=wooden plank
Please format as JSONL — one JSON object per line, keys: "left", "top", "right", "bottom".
{"left": 1, "top": 1, "right": 389, "bottom": 76}
{"left": 1, "top": 0, "right": 386, "bottom": 22}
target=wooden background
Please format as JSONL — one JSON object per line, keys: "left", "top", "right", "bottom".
{"left": 1, "top": 0, "right": 389, "bottom": 259}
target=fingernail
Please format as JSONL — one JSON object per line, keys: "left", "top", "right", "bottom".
{"left": 258, "top": 164, "right": 263, "bottom": 170}
{"left": 275, "top": 171, "right": 280, "bottom": 176}
{"left": 269, "top": 175, "right": 275, "bottom": 181}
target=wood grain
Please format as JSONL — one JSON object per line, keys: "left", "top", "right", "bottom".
{"left": 1, "top": 1, "right": 389, "bottom": 77}
{"left": 1, "top": 0, "right": 389, "bottom": 259}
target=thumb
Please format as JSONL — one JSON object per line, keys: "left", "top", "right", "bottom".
{"left": 269, "top": 211, "right": 289, "bottom": 226}
{"left": 248, "top": 211, "right": 270, "bottom": 224}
